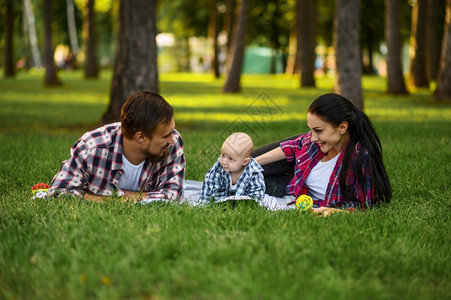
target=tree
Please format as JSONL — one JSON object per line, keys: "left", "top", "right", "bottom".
{"left": 43, "top": 0, "right": 61, "bottom": 86}
{"left": 409, "top": 0, "right": 429, "bottom": 88}
{"left": 426, "top": 0, "right": 441, "bottom": 81}
{"left": 66, "top": 0, "right": 79, "bottom": 67}
{"left": 360, "top": 0, "right": 385, "bottom": 75}
{"left": 158, "top": 0, "right": 210, "bottom": 72}
{"left": 385, "top": 0, "right": 408, "bottom": 94}
{"left": 268, "top": 0, "right": 283, "bottom": 74}
{"left": 222, "top": 0, "right": 249, "bottom": 93}
{"left": 224, "top": 0, "right": 235, "bottom": 52}
{"left": 285, "top": 27, "right": 298, "bottom": 75}
{"left": 4, "top": 0, "right": 15, "bottom": 77}
{"left": 247, "top": 0, "right": 293, "bottom": 73}
{"left": 84, "top": 0, "right": 98, "bottom": 78}
{"left": 317, "top": 0, "right": 334, "bottom": 75}
{"left": 102, "top": 0, "right": 159, "bottom": 123}
{"left": 297, "top": 0, "right": 317, "bottom": 87}
{"left": 433, "top": 0, "right": 451, "bottom": 101}
{"left": 24, "top": 0, "right": 42, "bottom": 68}
{"left": 208, "top": 0, "right": 220, "bottom": 78}
{"left": 333, "top": 0, "right": 363, "bottom": 109}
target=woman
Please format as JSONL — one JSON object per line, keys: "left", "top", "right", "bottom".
{"left": 254, "top": 93, "right": 392, "bottom": 212}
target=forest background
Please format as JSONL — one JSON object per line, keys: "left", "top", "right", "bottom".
{"left": 2, "top": 0, "right": 451, "bottom": 112}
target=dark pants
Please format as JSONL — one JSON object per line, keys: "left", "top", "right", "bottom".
{"left": 251, "top": 134, "right": 302, "bottom": 197}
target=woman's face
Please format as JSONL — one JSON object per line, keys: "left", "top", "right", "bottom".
{"left": 307, "top": 113, "right": 349, "bottom": 154}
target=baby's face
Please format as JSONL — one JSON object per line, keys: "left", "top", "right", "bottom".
{"left": 219, "top": 144, "right": 248, "bottom": 173}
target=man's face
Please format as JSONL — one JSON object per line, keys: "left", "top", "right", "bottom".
{"left": 143, "top": 118, "right": 176, "bottom": 163}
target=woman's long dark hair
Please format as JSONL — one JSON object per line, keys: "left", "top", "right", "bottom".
{"left": 308, "top": 93, "right": 392, "bottom": 207}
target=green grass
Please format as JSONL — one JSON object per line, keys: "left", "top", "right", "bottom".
{"left": 0, "top": 70, "right": 450, "bottom": 299}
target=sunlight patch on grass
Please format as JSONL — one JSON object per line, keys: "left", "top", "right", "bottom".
{"left": 175, "top": 108, "right": 451, "bottom": 123}
{"left": 170, "top": 94, "right": 292, "bottom": 108}
{"left": 160, "top": 73, "right": 220, "bottom": 83}
{"left": 1, "top": 71, "right": 450, "bottom": 127}
{"left": 175, "top": 112, "right": 306, "bottom": 123}
{"left": 1, "top": 91, "right": 108, "bottom": 105}
{"left": 367, "top": 107, "right": 451, "bottom": 121}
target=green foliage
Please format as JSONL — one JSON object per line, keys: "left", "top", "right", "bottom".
{"left": 74, "top": 0, "right": 113, "bottom": 13}
{"left": 317, "top": 0, "right": 335, "bottom": 46}
{"left": 247, "top": 0, "right": 294, "bottom": 48}
{"left": 159, "top": 0, "right": 211, "bottom": 38}
{"left": 360, "top": 0, "right": 385, "bottom": 54}
{"left": 0, "top": 71, "right": 450, "bottom": 299}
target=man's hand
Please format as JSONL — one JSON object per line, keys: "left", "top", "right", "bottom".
{"left": 121, "top": 190, "right": 146, "bottom": 203}
{"left": 82, "top": 193, "right": 107, "bottom": 203}
{"left": 83, "top": 190, "right": 146, "bottom": 203}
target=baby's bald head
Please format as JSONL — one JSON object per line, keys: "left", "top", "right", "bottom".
{"left": 222, "top": 132, "right": 253, "bottom": 158}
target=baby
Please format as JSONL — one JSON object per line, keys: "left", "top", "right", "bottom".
{"left": 200, "top": 132, "right": 265, "bottom": 202}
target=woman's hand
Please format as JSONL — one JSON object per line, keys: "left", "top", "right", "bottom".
{"left": 311, "top": 207, "right": 347, "bottom": 217}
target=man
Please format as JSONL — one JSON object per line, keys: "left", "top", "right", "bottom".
{"left": 48, "top": 91, "right": 185, "bottom": 202}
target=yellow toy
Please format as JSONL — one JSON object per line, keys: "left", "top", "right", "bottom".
{"left": 295, "top": 195, "right": 313, "bottom": 211}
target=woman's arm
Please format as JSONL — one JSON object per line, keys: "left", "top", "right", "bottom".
{"left": 254, "top": 147, "right": 287, "bottom": 166}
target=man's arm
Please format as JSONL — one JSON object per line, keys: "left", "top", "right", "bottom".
{"left": 47, "top": 140, "right": 90, "bottom": 198}
{"left": 83, "top": 190, "right": 145, "bottom": 203}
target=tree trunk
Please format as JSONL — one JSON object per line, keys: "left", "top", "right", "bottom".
{"left": 333, "top": 0, "right": 363, "bottom": 109}
{"left": 4, "top": 0, "right": 15, "bottom": 77}
{"left": 22, "top": 6, "right": 32, "bottom": 70}
{"left": 66, "top": 0, "right": 79, "bottom": 67}
{"left": 285, "top": 27, "right": 298, "bottom": 75}
{"left": 269, "top": 0, "right": 282, "bottom": 74}
{"left": 224, "top": 0, "right": 235, "bottom": 52}
{"left": 84, "top": 0, "right": 98, "bottom": 78}
{"left": 24, "top": 0, "right": 42, "bottom": 68}
{"left": 426, "top": 0, "right": 441, "bottom": 81}
{"left": 222, "top": 0, "right": 249, "bottom": 93}
{"left": 385, "top": 0, "right": 408, "bottom": 94}
{"left": 322, "top": 46, "right": 329, "bottom": 75}
{"left": 43, "top": 0, "right": 61, "bottom": 86}
{"left": 209, "top": 0, "right": 220, "bottom": 78}
{"left": 433, "top": 0, "right": 451, "bottom": 101}
{"left": 409, "top": 0, "right": 429, "bottom": 88}
{"left": 102, "top": 0, "right": 159, "bottom": 124}
{"left": 362, "top": 28, "right": 376, "bottom": 75}
{"left": 297, "top": 0, "right": 316, "bottom": 87}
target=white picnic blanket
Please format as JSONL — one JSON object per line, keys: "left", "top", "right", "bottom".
{"left": 180, "top": 179, "right": 296, "bottom": 211}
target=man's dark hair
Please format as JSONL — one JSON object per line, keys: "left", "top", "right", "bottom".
{"left": 121, "top": 91, "right": 173, "bottom": 139}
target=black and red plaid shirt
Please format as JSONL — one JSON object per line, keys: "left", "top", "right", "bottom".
{"left": 281, "top": 132, "right": 374, "bottom": 208}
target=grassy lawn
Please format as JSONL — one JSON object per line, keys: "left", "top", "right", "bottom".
{"left": 0, "top": 70, "right": 450, "bottom": 299}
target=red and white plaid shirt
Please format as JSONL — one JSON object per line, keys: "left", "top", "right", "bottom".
{"left": 280, "top": 132, "right": 374, "bottom": 208}
{"left": 48, "top": 123, "right": 185, "bottom": 200}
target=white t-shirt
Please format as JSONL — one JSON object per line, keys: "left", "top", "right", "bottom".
{"left": 305, "top": 153, "right": 340, "bottom": 200}
{"left": 118, "top": 155, "right": 145, "bottom": 191}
